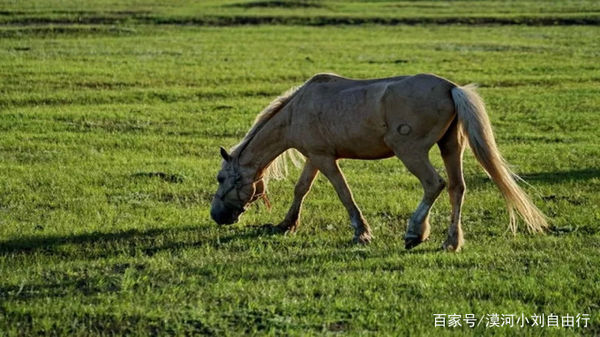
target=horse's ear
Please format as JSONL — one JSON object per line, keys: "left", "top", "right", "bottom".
{"left": 220, "top": 147, "right": 231, "bottom": 162}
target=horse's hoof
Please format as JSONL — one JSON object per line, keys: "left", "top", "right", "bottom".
{"left": 404, "top": 233, "right": 427, "bottom": 250}
{"left": 405, "top": 237, "right": 422, "bottom": 250}
{"left": 273, "top": 222, "right": 297, "bottom": 235}
{"left": 442, "top": 232, "right": 465, "bottom": 253}
{"left": 354, "top": 232, "right": 373, "bottom": 245}
{"left": 442, "top": 240, "right": 463, "bottom": 252}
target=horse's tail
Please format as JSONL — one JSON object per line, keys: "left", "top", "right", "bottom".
{"left": 451, "top": 84, "right": 548, "bottom": 234}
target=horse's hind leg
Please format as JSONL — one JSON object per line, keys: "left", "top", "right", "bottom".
{"left": 438, "top": 121, "right": 466, "bottom": 252}
{"left": 276, "top": 160, "right": 319, "bottom": 233}
{"left": 310, "top": 155, "right": 372, "bottom": 244}
{"left": 390, "top": 145, "right": 446, "bottom": 250}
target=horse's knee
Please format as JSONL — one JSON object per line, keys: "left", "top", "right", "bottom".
{"left": 426, "top": 176, "right": 446, "bottom": 200}
{"left": 448, "top": 181, "right": 465, "bottom": 196}
{"left": 436, "top": 177, "right": 447, "bottom": 192}
{"left": 414, "top": 174, "right": 445, "bottom": 205}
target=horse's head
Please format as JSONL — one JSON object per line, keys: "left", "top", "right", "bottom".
{"left": 210, "top": 147, "right": 269, "bottom": 225}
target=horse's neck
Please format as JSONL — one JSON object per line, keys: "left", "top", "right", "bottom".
{"left": 236, "top": 113, "right": 289, "bottom": 180}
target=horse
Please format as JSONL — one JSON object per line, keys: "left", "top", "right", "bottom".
{"left": 210, "top": 73, "right": 548, "bottom": 252}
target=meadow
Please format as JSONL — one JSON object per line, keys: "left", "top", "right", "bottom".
{"left": 1, "top": 1, "right": 599, "bottom": 336}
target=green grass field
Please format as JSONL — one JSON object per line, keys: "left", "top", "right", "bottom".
{"left": 1, "top": 1, "right": 599, "bottom": 336}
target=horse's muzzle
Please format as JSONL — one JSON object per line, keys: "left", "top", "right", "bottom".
{"left": 210, "top": 205, "right": 241, "bottom": 225}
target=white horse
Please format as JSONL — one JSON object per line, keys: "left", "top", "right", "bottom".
{"left": 210, "top": 73, "right": 547, "bottom": 252}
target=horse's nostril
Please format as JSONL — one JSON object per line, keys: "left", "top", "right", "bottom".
{"left": 210, "top": 209, "right": 224, "bottom": 225}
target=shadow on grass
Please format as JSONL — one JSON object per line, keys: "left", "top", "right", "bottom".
{"left": 0, "top": 221, "right": 440, "bottom": 260}
{"left": 0, "top": 226, "right": 192, "bottom": 255}
{"left": 0, "top": 307, "right": 216, "bottom": 336}
{"left": 519, "top": 168, "right": 600, "bottom": 183}
{"left": 0, "top": 224, "right": 284, "bottom": 258}
{"left": 465, "top": 168, "right": 600, "bottom": 187}
{"left": 0, "top": 277, "right": 119, "bottom": 301}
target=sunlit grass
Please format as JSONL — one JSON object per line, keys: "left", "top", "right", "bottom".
{"left": 0, "top": 3, "right": 599, "bottom": 336}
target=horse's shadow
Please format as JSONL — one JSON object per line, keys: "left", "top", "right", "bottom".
{"left": 0, "top": 222, "right": 442, "bottom": 260}
{"left": 0, "top": 223, "right": 289, "bottom": 259}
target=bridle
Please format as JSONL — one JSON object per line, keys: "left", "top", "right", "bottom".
{"left": 214, "top": 171, "right": 271, "bottom": 212}
{"left": 214, "top": 123, "right": 269, "bottom": 211}
{"left": 215, "top": 180, "right": 251, "bottom": 213}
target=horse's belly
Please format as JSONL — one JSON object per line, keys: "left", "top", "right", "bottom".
{"left": 335, "top": 143, "right": 394, "bottom": 160}
{"left": 327, "top": 119, "right": 394, "bottom": 159}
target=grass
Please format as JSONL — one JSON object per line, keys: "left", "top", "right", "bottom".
{"left": 1, "top": 0, "right": 600, "bottom": 25}
{"left": 1, "top": 1, "right": 600, "bottom": 336}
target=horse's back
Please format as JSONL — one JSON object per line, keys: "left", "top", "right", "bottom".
{"left": 299, "top": 72, "right": 455, "bottom": 121}
{"left": 287, "top": 73, "right": 456, "bottom": 158}
{"left": 305, "top": 72, "right": 411, "bottom": 89}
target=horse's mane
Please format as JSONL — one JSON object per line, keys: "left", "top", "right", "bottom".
{"left": 231, "top": 85, "right": 304, "bottom": 181}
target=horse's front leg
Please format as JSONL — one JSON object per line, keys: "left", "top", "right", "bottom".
{"left": 276, "top": 160, "right": 318, "bottom": 233}
{"left": 311, "top": 156, "right": 373, "bottom": 244}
